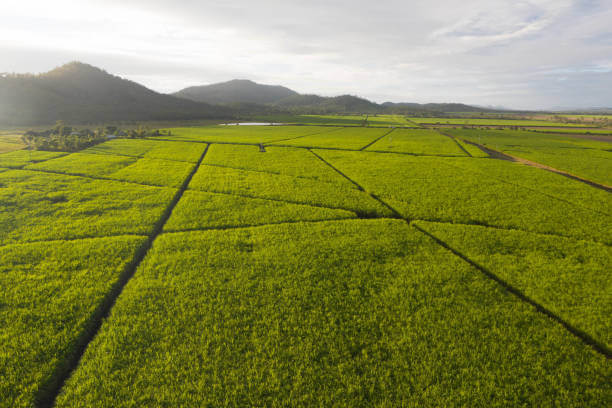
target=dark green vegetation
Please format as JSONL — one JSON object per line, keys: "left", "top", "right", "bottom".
{"left": 446, "top": 128, "right": 612, "bottom": 185}
{"left": 0, "top": 62, "right": 230, "bottom": 126}
{"left": 173, "top": 79, "right": 299, "bottom": 105}
{"left": 1, "top": 62, "right": 517, "bottom": 127}
{"left": 21, "top": 122, "right": 171, "bottom": 153}
{"left": 1, "top": 122, "right": 610, "bottom": 407}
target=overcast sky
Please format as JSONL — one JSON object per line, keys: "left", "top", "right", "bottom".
{"left": 1, "top": 0, "right": 611, "bottom": 109}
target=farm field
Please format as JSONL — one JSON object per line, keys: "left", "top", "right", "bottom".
{"left": 446, "top": 128, "right": 612, "bottom": 185}
{"left": 253, "top": 114, "right": 415, "bottom": 127}
{"left": 0, "top": 141, "right": 24, "bottom": 153}
{"left": 365, "top": 128, "right": 466, "bottom": 156}
{"left": 530, "top": 128, "right": 612, "bottom": 135}
{"left": 408, "top": 117, "right": 588, "bottom": 127}
{"left": 1, "top": 123, "right": 610, "bottom": 407}
{"left": 267, "top": 127, "right": 393, "bottom": 150}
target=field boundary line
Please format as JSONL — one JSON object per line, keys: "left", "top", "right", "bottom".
{"left": 186, "top": 187, "right": 363, "bottom": 217}
{"left": 436, "top": 130, "right": 472, "bottom": 157}
{"left": 147, "top": 137, "right": 473, "bottom": 158}
{"left": 199, "top": 162, "right": 345, "bottom": 182}
{"left": 307, "top": 149, "right": 404, "bottom": 218}
{"left": 463, "top": 140, "right": 612, "bottom": 192}
{"left": 439, "top": 159, "right": 612, "bottom": 218}
{"left": 1, "top": 151, "right": 70, "bottom": 169}
{"left": 412, "top": 223, "right": 611, "bottom": 359}
{"left": 420, "top": 123, "right": 601, "bottom": 130}
{"left": 359, "top": 128, "right": 396, "bottom": 151}
{"left": 0, "top": 233, "right": 149, "bottom": 250}
{"left": 263, "top": 126, "right": 345, "bottom": 145}
{"left": 163, "top": 216, "right": 365, "bottom": 235}
{"left": 83, "top": 149, "right": 199, "bottom": 164}
{"left": 291, "top": 149, "right": 612, "bottom": 356}
{"left": 16, "top": 166, "right": 184, "bottom": 190}
{"left": 412, "top": 219, "right": 611, "bottom": 247}
{"left": 40, "top": 144, "right": 211, "bottom": 408}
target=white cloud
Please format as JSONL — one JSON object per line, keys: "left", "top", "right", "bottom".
{"left": 1, "top": 0, "right": 610, "bottom": 109}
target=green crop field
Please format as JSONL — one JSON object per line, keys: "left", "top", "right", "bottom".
{"left": 254, "top": 114, "right": 415, "bottom": 126}
{"left": 407, "top": 117, "right": 587, "bottom": 127}
{"left": 268, "top": 127, "right": 392, "bottom": 149}
{"left": 530, "top": 128, "right": 612, "bottom": 135}
{"left": 1, "top": 122, "right": 610, "bottom": 407}
{"left": 446, "top": 128, "right": 612, "bottom": 185}
{"left": 365, "top": 128, "right": 467, "bottom": 156}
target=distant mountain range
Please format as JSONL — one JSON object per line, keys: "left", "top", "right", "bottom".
{"left": 0, "top": 62, "right": 231, "bottom": 126}
{"left": 173, "top": 79, "right": 298, "bottom": 105}
{"left": 0, "top": 62, "right": 495, "bottom": 126}
{"left": 173, "top": 80, "right": 489, "bottom": 114}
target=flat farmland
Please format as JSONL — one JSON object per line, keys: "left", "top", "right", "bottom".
{"left": 365, "top": 128, "right": 467, "bottom": 156}
{"left": 1, "top": 123, "right": 610, "bottom": 407}
{"left": 446, "top": 128, "right": 612, "bottom": 185}
{"left": 407, "top": 117, "right": 587, "bottom": 127}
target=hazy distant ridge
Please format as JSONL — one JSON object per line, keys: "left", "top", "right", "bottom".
{"left": 0, "top": 62, "right": 231, "bottom": 125}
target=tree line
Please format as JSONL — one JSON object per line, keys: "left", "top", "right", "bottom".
{"left": 21, "top": 121, "right": 170, "bottom": 152}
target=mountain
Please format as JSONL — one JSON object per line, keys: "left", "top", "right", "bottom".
{"left": 276, "top": 94, "right": 382, "bottom": 113}
{"left": 173, "top": 79, "right": 490, "bottom": 114}
{"left": 173, "top": 80, "right": 382, "bottom": 113}
{"left": 0, "top": 62, "right": 231, "bottom": 126}
{"left": 173, "top": 79, "right": 298, "bottom": 105}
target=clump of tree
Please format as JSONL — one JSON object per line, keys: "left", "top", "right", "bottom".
{"left": 21, "top": 121, "right": 170, "bottom": 152}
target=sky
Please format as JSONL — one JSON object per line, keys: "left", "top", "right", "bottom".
{"left": 1, "top": 0, "right": 611, "bottom": 110}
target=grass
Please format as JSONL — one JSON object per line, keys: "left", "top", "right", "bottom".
{"left": 55, "top": 220, "right": 610, "bottom": 407}
{"left": 0, "top": 236, "right": 147, "bottom": 408}
{"left": 0, "top": 170, "right": 175, "bottom": 245}
{"left": 366, "top": 128, "right": 466, "bottom": 156}
{"left": 416, "top": 221, "right": 612, "bottom": 348}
